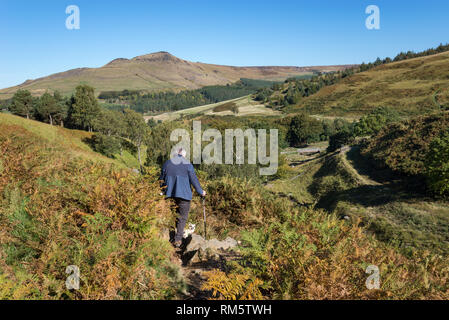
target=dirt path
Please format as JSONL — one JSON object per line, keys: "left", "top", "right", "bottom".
{"left": 172, "top": 237, "right": 241, "bottom": 300}
{"left": 340, "top": 147, "right": 382, "bottom": 186}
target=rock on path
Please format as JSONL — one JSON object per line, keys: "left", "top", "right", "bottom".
{"left": 177, "top": 234, "right": 240, "bottom": 300}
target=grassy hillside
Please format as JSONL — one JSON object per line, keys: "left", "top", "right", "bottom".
{"left": 0, "top": 115, "right": 185, "bottom": 299}
{"left": 0, "top": 52, "right": 352, "bottom": 99}
{"left": 286, "top": 51, "right": 449, "bottom": 117}
{"left": 1, "top": 113, "right": 449, "bottom": 300}
{"left": 267, "top": 141, "right": 449, "bottom": 256}
{"left": 0, "top": 114, "right": 143, "bottom": 170}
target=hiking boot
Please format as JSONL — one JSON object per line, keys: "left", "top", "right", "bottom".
{"left": 173, "top": 240, "right": 182, "bottom": 249}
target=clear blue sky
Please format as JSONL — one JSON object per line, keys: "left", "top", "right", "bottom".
{"left": 1, "top": 0, "right": 448, "bottom": 88}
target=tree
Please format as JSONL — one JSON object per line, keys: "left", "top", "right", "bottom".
{"left": 327, "top": 130, "right": 355, "bottom": 152}
{"left": 10, "top": 90, "right": 34, "bottom": 119}
{"left": 35, "top": 92, "right": 66, "bottom": 126}
{"left": 145, "top": 121, "right": 186, "bottom": 167}
{"left": 94, "top": 109, "right": 126, "bottom": 137}
{"left": 425, "top": 131, "right": 449, "bottom": 197}
{"left": 287, "top": 113, "right": 323, "bottom": 147}
{"left": 353, "top": 107, "right": 400, "bottom": 136}
{"left": 89, "top": 133, "right": 121, "bottom": 159}
{"left": 67, "top": 85, "right": 101, "bottom": 132}
{"left": 123, "top": 109, "right": 150, "bottom": 172}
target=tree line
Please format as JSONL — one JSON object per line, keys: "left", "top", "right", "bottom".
{"left": 286, "top": 107, "right": 401, "bottom": 151}
{"left": 99, "top": 78, "right": 279, "bottom": 114}
{"left": 3, "top": 85, "right": 150, "bottom": 171}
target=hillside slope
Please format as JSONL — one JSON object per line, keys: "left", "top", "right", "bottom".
{"left": 288, "top": 51, "right": 449, "bottom": 116}
{"left": 0, "top": 114, "right": 185, "bottom": 299}
{"left": 0, "top": 52, "right": 353, "bottom": 99}
{"left": 1, "top": 114, "right": 448, "bottom": 300}
{"left": 267, "top": 143, "right": 449, "bottom": 255}
{"left": 0, "top": 113, "right": 143, "bottom": 169}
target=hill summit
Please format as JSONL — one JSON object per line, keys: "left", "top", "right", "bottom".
{"left": 0, "top": 52, "right": 354, "bottom": 99}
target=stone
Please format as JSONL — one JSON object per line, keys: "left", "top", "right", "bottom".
{"left": 183, "top": 234, "right": 238, "bottom": 265}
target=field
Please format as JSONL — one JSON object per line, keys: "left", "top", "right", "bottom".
{"left": 146, "top": 95, "right": 282, "bottom": 122}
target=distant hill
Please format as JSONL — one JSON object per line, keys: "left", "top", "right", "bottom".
{"left": 0, "top": 51, "right": 354, "bottom": 99}
{"left": 287, "top": 51, "right": 449, "bottom": 116}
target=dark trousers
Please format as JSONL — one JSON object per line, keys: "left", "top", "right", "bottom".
{"left": 174, "top": 198, "right": 191, "bottom": 242}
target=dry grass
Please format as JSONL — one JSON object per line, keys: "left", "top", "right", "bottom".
{"left": 0, "top": 122, "right": 185, "bottom": 299}
{"left": 288, "top": 51, "right": 449, "bottom": 117}
{"left": 0, "top": 52, "right": 339, "bottom": 99}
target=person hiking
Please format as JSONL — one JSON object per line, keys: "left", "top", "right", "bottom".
{"left": 159, "top": 148, "right": 206, "bottom": 248}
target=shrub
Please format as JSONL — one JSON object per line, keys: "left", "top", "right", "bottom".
{"left": 425, "top": 130, "right": 449, "bottom": 197}
{"left": 87, "top": 133, "right": 121, "bottom": 158}
{"left": 362, "top": 112, "right": 449, "bottom": 176}
{"left": 327, "top": 130, "right": 355, "bottom": 152}
{"left": 287, "top": 113, "right": 324, "bottom": 147}
{"left": 215, "top": 208, "right": 449, "bottom": 300}
{"left": 205, "top": 176, "right": 289, "bottom": 227}
{"left": 202, "top": 270, "right": 264, "bottom": 300}
{"left": 354, "top": 107, "right": 400, "bottom": 137}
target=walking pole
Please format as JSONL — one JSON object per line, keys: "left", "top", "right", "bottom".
{"left": 202, "top": 196, "right": 207, "bottom": 240}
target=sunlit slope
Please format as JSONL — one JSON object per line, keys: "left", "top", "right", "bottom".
{"left": 0, "top": 113, "right": 132, "bottom": 167}
{"left": 289, "top": 51, "right": 449, "bottom": 116}
{"left": 0, "top": 113, "right": 182, "bottom": 300}
{"left": 0, "top": 52, "right": 352, "bottom": 99}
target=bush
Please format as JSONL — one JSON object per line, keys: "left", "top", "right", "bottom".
{"left": 327, "top": 130, "right": 355, "bottom": 152}
{"left": 87, "top": 133, "right": 121, "bottom": 158}
{"left": 354, "top": 107, "right": 400, "bottom": 137}
{"left": 425, "top": 130, "right": 449, "bottom": 197}
{"left": 287, "top": 113, "right": 323, "bottom": 147}
{"left": 212, "top": 207, "right": 449, "bottom": 300}
{"left": 362, "top": 112, "right": 449, "bottom": 176}
{"left": 205, "top": 176, "right": 289, "bottom": 227}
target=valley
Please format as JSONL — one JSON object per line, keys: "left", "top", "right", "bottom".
{"left": 1, "top": 42, "right": 449, "bottom": 301}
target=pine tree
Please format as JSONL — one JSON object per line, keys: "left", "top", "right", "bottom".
{"left": 10, "top": 89, "right": 34, "bottom": 119}
{"left": 35, "top": 92, "right": 67, "bottom": 126}
{"left": 68, "top": 85, "right": 101, "bottom": 131}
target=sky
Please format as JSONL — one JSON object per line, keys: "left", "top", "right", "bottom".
{"left": 0, "top": 0, "right": 448, "bottom": 88}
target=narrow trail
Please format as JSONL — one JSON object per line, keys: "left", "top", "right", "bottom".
{"left": 178, "top": 249, "right": 241, "bottom": 300}
{"left": 169, "top": 233, "right": 241, "bottom": 300}
{"left": 340, "top": 147, "right": 382, "bottom": 186}
{"left": 175, "top": 147, "right": 389, "bottom": 300}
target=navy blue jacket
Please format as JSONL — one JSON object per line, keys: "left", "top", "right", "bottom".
{"left": 159, "top": 155, "right": 204, "bottom": 201}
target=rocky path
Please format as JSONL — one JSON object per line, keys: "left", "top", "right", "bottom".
{"left": 174, "top": 234, "right": 241, "bottom": 300}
